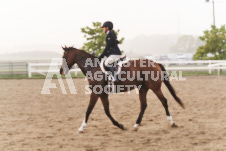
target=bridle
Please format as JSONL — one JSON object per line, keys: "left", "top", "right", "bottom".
{"left": 62, "top": 52, "right": 69, "bottom": 74}
{"left": 63, "top": 51, "right": 68, "bottom": 61}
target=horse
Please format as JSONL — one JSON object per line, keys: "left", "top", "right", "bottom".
{"left": 59, "top": 46, "right": 184, "bottom": 133}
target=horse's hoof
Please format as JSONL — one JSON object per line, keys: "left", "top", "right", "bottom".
{"left": 77, "top": 130, "right": 84, "bottom": 134}
{"left": 134, "top": 127, "right": 138, "bottom": 131}
{"left": 171, "top": 123, "right": 178, "bottom": 128}
{"left": 118, "top": 124, "right": 124, "bottom": 130}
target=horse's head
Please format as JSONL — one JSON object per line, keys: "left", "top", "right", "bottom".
{"left": 60, "top": 46, "right": 76, "bottom": 75}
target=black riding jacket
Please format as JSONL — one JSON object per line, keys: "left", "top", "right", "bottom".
{"left": 99, "top": 30, "right": 122, "bottom": 59}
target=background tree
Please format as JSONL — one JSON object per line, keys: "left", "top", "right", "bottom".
{"left": 81, "top": 22, "right": 124, "bottom": 57}
{"left": 193, "top": 25, "right": 226, "bottom": 60}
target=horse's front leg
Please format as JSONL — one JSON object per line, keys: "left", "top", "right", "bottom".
{"left": 78, "top": 92, "right": 99, "bottom": 133}
{"left": 100, "top": 93, "right": 124, "bottom": 130}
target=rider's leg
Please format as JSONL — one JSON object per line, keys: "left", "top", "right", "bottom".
{"left": 105, "top": 55, "right": 121, "bottom": 82}
{"left": 106, "top": 66, "right": 118, "bottom": 82}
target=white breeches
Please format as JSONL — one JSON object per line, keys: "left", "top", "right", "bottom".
{"left": 104, "top": 55, "right": 122, "bottom": 66}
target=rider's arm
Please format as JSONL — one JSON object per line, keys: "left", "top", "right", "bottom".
{"left": 99, "top": 33, "right": 114, "bottom": 59}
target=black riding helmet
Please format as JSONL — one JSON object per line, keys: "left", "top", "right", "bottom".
{"left": 101, "top": 21, "right": 113, "bottom": 30}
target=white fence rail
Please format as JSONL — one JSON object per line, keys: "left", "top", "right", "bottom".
{"left": 28, "top": 63, "right": 81, "bottom": 78}
{"left": 28, "top": 60, "right": 226, "bottom": 78}
{"left": 157, "top": 60, "right": 226, "bottom": 75}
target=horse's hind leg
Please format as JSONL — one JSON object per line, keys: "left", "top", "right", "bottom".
{"left": 134, "top": 87, "right": 148, "bottom": 130}
{"left": 78, "top": 92, "right": 99, "bottom": 133}
{"left": 154, "top": 89, "right": 177, "bottom": 127}
{"left": 100, "top": 93, "right": 124, "bottom": 130}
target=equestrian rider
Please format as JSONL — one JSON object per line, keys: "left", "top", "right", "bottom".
{"left": 99, "top": 21, "right": 122, "bottom": 82}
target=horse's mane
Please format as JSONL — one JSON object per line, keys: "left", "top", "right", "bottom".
{"left": 62, "top": 46, "right": 96, "bottom": 58}
{"left": 62, "top": 46, "right": 76, "bottom": 52}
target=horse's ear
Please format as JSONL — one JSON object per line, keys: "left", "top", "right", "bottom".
{"left": 62, "top": 46, "right": 65, "bottom": 51}
{"left": 62, "top": 46, "right": 68, "bottom": 52}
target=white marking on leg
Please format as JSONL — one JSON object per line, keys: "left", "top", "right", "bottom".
{"left": 133, "top": 123, "right": 139, "bottom": 128}
{"left": 78, "top": 118, "right": 87, "bottom": 132}
{"left": 167, "top": 116, "right": 174, "bottom": 125}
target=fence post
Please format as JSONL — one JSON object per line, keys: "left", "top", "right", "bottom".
{"left": 165, "top": 62, "right": 168, "bottom": 68}
{"left": 208, "top": 60, "right": 212, "bottom": 74}
{"left": 12, "top": 62, "right": 14, "bottom": 78}
{"left": 8, "top": 62, "right": 11, "bottom": 78}
{"left": 9, "top": 62, "right": 13, "bottom": 78}
{"left": 28, "top": 63, "right": 31, "bottom": 78}
{"left": 218, "top": 65, "right": 222, "bottom": 76}
{"left": 74, "top": 70, "right": 78, "bottom": 77}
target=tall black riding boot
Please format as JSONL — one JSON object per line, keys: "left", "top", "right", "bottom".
{"left": 107, "top": 66, "right": 118, "bottom": 82}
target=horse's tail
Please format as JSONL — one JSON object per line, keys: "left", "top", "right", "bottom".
{"left": 158, "top": 63, "right": 185, "bottom": 108}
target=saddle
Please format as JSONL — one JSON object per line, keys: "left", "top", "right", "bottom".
{"left": 100, "top": 55, "right": 129, "bottom": 81}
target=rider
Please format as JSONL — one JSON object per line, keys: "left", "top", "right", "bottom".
{"left": 99, "top": 21, "right": 122, "bottom": 82}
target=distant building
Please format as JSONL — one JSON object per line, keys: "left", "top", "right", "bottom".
{"left": 145, "top": 53, "right": 194, "bottom": 61}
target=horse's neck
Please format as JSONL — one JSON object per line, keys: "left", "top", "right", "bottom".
{"left": 74, "top": 53, "right": 97, "bottom": 75}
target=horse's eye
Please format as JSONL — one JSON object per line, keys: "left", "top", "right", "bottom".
{"left": 63, "top": 52, "right": 68, "bottom": 59}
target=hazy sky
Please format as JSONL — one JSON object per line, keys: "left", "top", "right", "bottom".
{"left": 0, "top": 0, "right": 225, "bottom": 54}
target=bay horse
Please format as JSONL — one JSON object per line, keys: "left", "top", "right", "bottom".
{"left": 60, "top": 46, "right": 184, "bottom": 133}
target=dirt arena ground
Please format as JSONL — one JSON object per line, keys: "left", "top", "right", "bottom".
{"left": 0, "top": 76, "right": 225, "bottom": 151}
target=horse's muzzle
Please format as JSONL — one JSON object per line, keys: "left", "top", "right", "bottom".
{"left": 60, "top": 67, "right": 64, "bottom": 75}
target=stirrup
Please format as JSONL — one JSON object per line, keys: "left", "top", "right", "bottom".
{"left": 108, "top": 75, "right": 116, "bottom": 83}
